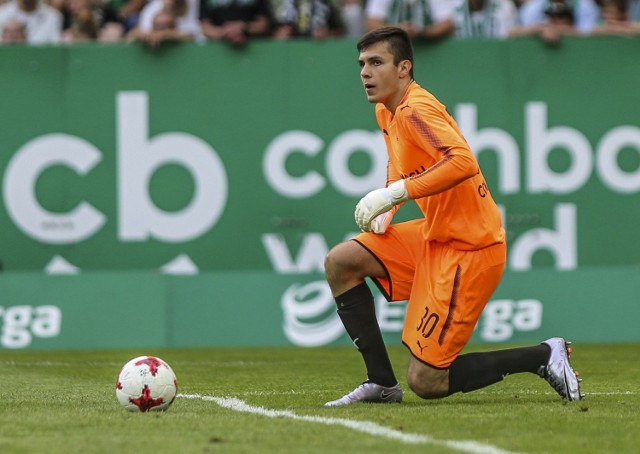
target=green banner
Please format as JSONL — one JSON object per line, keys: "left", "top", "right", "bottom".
{"left": 1, "top": 38, "right": 639, "bottom": 349}
{"left": 0, "top": 269, "right": 637, "bottom": 350}
{"left": 1, "top": 38, "right": 639, "bottom": 273}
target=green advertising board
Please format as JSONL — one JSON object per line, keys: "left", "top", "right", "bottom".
{"left": 0, "top": 268, "right": 637, "bottom": 350}
{"left": 0, "top": 38, "right": 639, "bottom": 349}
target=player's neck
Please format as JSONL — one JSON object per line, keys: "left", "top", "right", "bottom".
{"left": 383, "top": 79, "right": 413, "bottom": 114}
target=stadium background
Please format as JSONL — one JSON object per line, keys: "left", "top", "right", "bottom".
{"left": 0, "top": 36, "right": 638, "bottom": 350}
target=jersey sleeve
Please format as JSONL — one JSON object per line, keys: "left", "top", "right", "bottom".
{"left": 399, "top": 102, "right": 478, "bottom": 198}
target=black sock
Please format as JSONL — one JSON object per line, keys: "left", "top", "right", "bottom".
{"left": 447, "top": 344, "right": 551, "bottom": 395}
{"left": 335, "top": 282, "right": 397, "bottom": 387}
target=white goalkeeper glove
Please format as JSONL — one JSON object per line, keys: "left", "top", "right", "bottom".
{"left": 370, "top": 210, "right": 394, "bottom": 234}
{"left": 355, "top": 180, "right": 409, "bottom": 232}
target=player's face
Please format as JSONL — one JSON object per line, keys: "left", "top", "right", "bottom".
{"left": 358, "top": 41, "right": 408, "bottom": 109}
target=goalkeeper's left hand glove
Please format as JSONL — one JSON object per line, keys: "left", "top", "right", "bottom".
{"left": 370, "top": 210, "right": 394, "bottom": 234}
{"left": 355, "top": 180, "right": 409, "bottom": 232}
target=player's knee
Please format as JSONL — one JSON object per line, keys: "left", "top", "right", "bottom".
{"left": 407, "top": 360, "right": 449, "bottom": 399}
{"left": 407, "top": 375, "right": 448, "bottom": 399}
{"left": 324, "top": 243, "right": 354, "bottom": 280}
{"left": 325, "top": 241, "right": 378, "bottom": 293}
{"left": 324, "top": 247, "right": 343, "bottom": 278}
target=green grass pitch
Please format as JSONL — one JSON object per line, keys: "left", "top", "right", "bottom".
{"left": 0, "top": 343, "right": 638, "bottom": 454}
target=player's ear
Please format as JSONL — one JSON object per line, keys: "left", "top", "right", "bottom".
{"left": 398, "top": 60, "right": 412, "bottom": 78}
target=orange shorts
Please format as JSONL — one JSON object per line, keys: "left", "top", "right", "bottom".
{"left": 354, "top": 219, "right": 506, "bottom": 369}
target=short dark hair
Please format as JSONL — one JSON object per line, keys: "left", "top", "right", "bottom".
{"left": 544, "top": 1, "right": 574, "bottom": 21}
{"left": 357, "top": 26, "right": 414, "bottom": 78}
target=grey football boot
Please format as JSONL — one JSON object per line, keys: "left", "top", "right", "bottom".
{"left": 325, "top": 381, "right": 403, "bottom": 407}
{"left": 539, "top": 337, "right": 585, "bottom": 401}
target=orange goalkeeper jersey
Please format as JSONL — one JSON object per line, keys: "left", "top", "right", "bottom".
{"left": 376, "top": 81, "right": 505, "bottom": 250}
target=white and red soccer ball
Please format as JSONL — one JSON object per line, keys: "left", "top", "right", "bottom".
{"left": 115, "top": 356, "right": 178, "bottom": 412}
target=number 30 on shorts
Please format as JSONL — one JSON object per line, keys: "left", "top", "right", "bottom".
{"left": 416, "top": 306, "right": 440, "bottom": 338}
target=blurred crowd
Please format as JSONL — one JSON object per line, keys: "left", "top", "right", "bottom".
{"left": 0, "top": 0, "right": 639, "bottom": 46}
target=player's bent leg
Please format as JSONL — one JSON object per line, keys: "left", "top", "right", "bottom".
{"left": 406, "top": 356, "right": 450, "bottom": 399}
{"left": 445, "top": 343, "right": 565, "bottom": 397}
{"left": 324, "top": 240, "right": 400, "bottom": 403}
{"left": 324, "top": 240, "right": 385, "bottom": 296}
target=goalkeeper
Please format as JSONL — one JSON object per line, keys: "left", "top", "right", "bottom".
{"left": 324, "top": 26, "right": 583, "bottom": 406}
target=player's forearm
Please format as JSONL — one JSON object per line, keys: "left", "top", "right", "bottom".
{"left": 246, "top": 16, "right": 270, "bottom": 36}
{"left": 404, "top": 151, "right": 477, "bottom": 198}
{"left": 167, "top": 30, "right": 195, "bottom": 42}
{"left": 201, "top": 21, "right": 224, "bottom": 39}
{"left": 420, "top": 18, "right": 455, "bottom": 40}
{"left": 366, "top": 18, "right": 385, "bottom": 32}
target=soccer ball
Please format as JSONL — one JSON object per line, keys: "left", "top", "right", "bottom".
{"left": 115, "top": 355, "right": 178, "bottom": 412}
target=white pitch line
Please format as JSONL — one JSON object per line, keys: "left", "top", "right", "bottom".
{"left": 587, "top": 391, "right": 636, "bottom": 396}
{"left": 179, "top": 393, "right": 515, "bottom": 454}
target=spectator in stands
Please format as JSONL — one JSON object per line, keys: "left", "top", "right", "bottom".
{"left": 59, "top": 0, "right": 124, "bottom": 42}
{"left": 200, "top": 0, "right": 271, "bottom": 46}
{"left": 592, "top": 0, "right": 640, "bottom": 34}
{"left": 110, "top": 0, "right": 149, "bottom": 32}
{"left": 509, "top": 0, "right": 580, "bottom": 43}
{"left": 630, "top": 0, "right": 640, "bottom": 20}
{"left": 517, "top": 0, "right": 601, "bottom": 34}
{"left": 453, "top": 0, "right": 518, "bottom": 38}
{"left": 271, "top": 0, "right": 344, "bottom": 39}
{"left": 340, "top": 0, "right": 364, "bottom": 37}
{"left": 62, "top": 5, "right": 99, "bottom": 41}
{"left": 62, "top": 0, "right": 102, "bottom": 43}
{"left": 50, "top": 0, "right": 121, "bottom": 40}
{"left": 0, "top": 17, "right": 27, "bottom": 42}
{"left": 364, "top": 0, "right": 456, "bottom": 41}
{"left": 128, "top": 0, "right": 201, "bottom": 44}
{"left": 128, "top": 7, "right": 176, "bottom": 43}
{"left": 0, "top": 0, "right": 63, "bottom": 43}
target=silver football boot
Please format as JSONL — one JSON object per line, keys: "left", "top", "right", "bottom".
{"left": 539, "top": 337, "right": 585, "bottom": 401}
{"left": 324, "top": 381, "right": 403, "bottom": 407}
